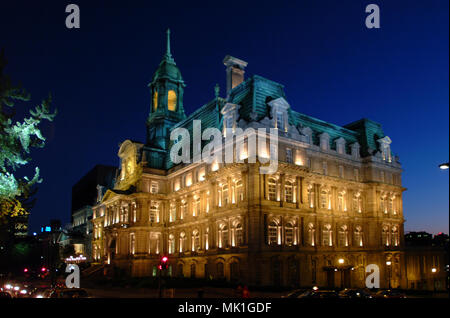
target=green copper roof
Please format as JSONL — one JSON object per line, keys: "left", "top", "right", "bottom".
{"left": 150, "top": 29, "right": 184, "bottom": 84}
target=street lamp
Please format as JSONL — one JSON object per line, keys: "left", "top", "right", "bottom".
{"left": 338, "top": 258, "right": 345, "bottom": 289}
{"left": 386, "top": 261, "right": 392, "bottom": 289}
{"left": 439, "top": 162, "right": 449, "bottom": 170}
{"left": 432, "top": 267, "right": 437, "bottom": 293}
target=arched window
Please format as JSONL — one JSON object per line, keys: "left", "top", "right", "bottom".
{"left": 153, "top": 91, "right": 158, "bottom": 111}
{"left": 285, "top": 222, "right": 294, "bottom": 246}
{"left": 169, "top": 203, "right": 176, "bottom": 222}
{"left": 218, "top": 223, "right": 228, "bottom": 248}
{"left": 236, "top": 180, "right": 244, "bottom": 202}
{"left": 179, "top": 232, "right": 186, "bottom": 253}
{"left": 307, "top": 223, "right": 315, "bottom": 246}
{"left": 206, "top": 191, "right": 211, "bottom": 213}
{"left": 380, "top": 194, "right": 387, "bottom": 214}
{"left": 337, "top": 191, "right": 346, "bottom": 211}
{"left": 268, "top": 178, "right": 277, "bottom": 201}
{"left": 192, "top": 230, "right": 200, "bottom": 251}
{"left": 320, "top": 190, "right": 329, "bottom": 209}
{"left": 168, "top": 90, "right": 177, "bottom": 111}
{"left": 149, "top": 201, "right": 159, "bottom": 223}
{"left": 193, "top": 195, "right": 200, "bottom": 217}
{"left": 204, "top": 227, "right": 209, "bottom": 250}
{"left": 354, "top": 226, "right": 363, "bottom": 247}
{"left": 268, "top": 220, "right": 279, "bottom": 245}
{"left": 338, "top": 225, "right": 348, "bottom": 247}
{"left": 353, "top": 192, "right": 362, "bottom": 213}
{"left": 232, "top": 221, "right": 243, "bottom": 247}
{"left": 285, "top": 180, "right": 293, "bottom": 203}
{"left": 222, "top": 184, "right": 229, "bottom": 205}
{"left": 168, "top": 234, "right": 175, "bottom": 254}
{"left": 322, "top": 224, "right": 332, "bottom": 246}
{"left": 307, "top": 185, "right": 315, "bottom": 208}
{"left": 382, "top": 226, "right": 390, "bottom": 246}
{"left": 391, "top": 226, "right": 399, "bottom": 246}
{"left": 180, "top": 200, "right": 187, "bottom": 219}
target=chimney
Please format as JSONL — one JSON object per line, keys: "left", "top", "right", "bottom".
{"left": 223, "top": 55, "right": 248, "bottom": 97}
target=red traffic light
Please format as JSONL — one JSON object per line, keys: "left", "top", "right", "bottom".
{"left": 41, "top": 267, "right": 46, "bottom": 272}
{"left": 24, "top": 268, "right": 28, "bottom": 273}
{"left": 158, "top": 265, "right": 162, "bottom": 270}
{"left": 161, "top": 256, "right": 168, "bottom": 263}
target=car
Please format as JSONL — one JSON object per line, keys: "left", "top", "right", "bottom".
{"left": 48, "top": 288, "right": 90, "bottom": 298}
{"left": 338, "top": 288, "right": 373, "bottom": 299}
{"left": 282, "top": 289, "right": 309, "bottom": 298}
{"left": 297, "top": 290, "right": 339, "bottom": 298}
{"left": 30, "top": 287, "right": 53, "bottom": 298}
{"left": 0, "top": 291, "right": 12, "bottom": 299}
{"left": 374, "top": 289, "right": 406, "bottom": 299}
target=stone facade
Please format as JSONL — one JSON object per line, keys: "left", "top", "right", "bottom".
{"left": 91, "top": 31, "right": 406, "bottom": 289}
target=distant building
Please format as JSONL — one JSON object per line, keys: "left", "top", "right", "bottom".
{"left": 404, "top": 231, "right": 449, "bottom": 291}
{"left": 69, "top": 165, "right": 117, "bottom": 261}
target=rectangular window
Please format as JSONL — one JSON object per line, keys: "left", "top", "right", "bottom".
{"left": 150, "top": 182, "right": 158, "bottom": 194}
{"left": 276, "top": 111, "right": 284, "bottom": 130}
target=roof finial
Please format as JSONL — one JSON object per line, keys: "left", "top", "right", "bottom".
{"left": 165, "top": 28, "right": 172, "bottom": 60}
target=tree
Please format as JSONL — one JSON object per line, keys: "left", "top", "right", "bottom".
{"left": 0, "top": 49, "right": 57, "bottom": 220}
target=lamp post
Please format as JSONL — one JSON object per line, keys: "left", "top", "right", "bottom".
{"left": 432, "top": 267, "right": 437, "bottom": 293}
{"left": 338, "top": 258, "right": 345, "bottom": 289}
{"left": 386, "top": 261, "right": 392, "bottom": 289}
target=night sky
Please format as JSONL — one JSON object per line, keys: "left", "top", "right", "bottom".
{"left": 0, "top": 0, "right": 448, "bottom": 234}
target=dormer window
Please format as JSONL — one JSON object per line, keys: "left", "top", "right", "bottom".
{"left": 350, "top": 142, "right": 360, "bottom": 158}
{"left": 268, "top": 97, "right": 290, "bottom": 133}
{"left": 221, "top": 103, "right": 239, "bottom": 137}
{"left": 335, "top": 137, "right": 346, "bottom": 155}
{"left": 377, "top": 136, "right": 392, "bottom": 162}
{"left": 319, "top": 133, "right": 330, "bottom": 151}
{"left": 276, "top": 111, "right": 284, "bottom": 131}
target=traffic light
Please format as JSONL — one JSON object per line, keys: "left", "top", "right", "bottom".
{"left": 160, "top": 256, "right": 169, "bottom": 270}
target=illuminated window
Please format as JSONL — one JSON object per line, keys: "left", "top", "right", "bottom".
{"left": 168, "top": 90, "right": 177, "bottom": 111}
{"left": 268, "top": 178, "right": 277, "bottom": 201}
{"left": 168, "top": 234, "right": 175, "bottom": 254}
{"left": 236, "top": 180, "right": 244, "bottom": 201}
{"left": 218, "top": 223, "right": 228, "bottom": 248}
{"left": 338, "top": 225, "right": 348, "bottom": 247}
{"left": 354, "top": 226, "right": 363, "bottom": 247}
{"left": 149, "top": 201, "right": 159, "bottom": 223}
{"left": 169, "top": 203, "right": 176, "bottom": 222}
{"left": 268, "top": 221, "right": 279, "bottom": 245}
{"left": 322, "top": 224, "right": 332, "bottom": 246}
{"left": 382, "top": 226, "right": 390, "bottom": 246}
{"left": 234, "top": 222, "right": 243, "bottom": 246}
{"left": 179, "top": 232, "right": 186, "bottom": 253}
{"left": 285, "top": 222, "right": 294, "bottom": 246}
{"left": 285, "top": 181, "right": 293, "bottom": 203}
{"left": 391, "top": 226, "right": 399, "bottom": 246}
{"left": 180, "top": 200, "right": 187, "bottom": 220}
{"left": 153, "top": 91, "right": 158, "bottom": 111}
{"left": 222, "top": 184, "right": 229, "bottom": 205}
{"left": 307, "top": 185, "right": 315, "bottom": 208}
{"left": 353, "top": 192, "right": 362, "bottom": 213}
{"left": 307, "top": 223, "right": 315, "bottom": 246}
{"left": 192, "top": 230, "right": 200, "bottom": 251}
{"left": 150, "top": 182, "right": 158, "bottom": 194}
{"left": 130, "top": 233, "right": 135, "bottom": 255}
{"left": 193, "top": 196, "right": 200, "bottom": 216}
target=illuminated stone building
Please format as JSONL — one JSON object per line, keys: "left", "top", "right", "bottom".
{"left": 92, "top": 30, "right": 406, "bottom": 289}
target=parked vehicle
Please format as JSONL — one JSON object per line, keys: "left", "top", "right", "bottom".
{"left": 374, "top": 289, "right": 406, "bottom": 299}
{"left": 48, "top": 288, "right": 90, "bottom": 298}
{"left": 297, "top": 289, "right": 339, "bottom": 298}
{"left": 338, "top": 288, "right": 373, "bottom": 299}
